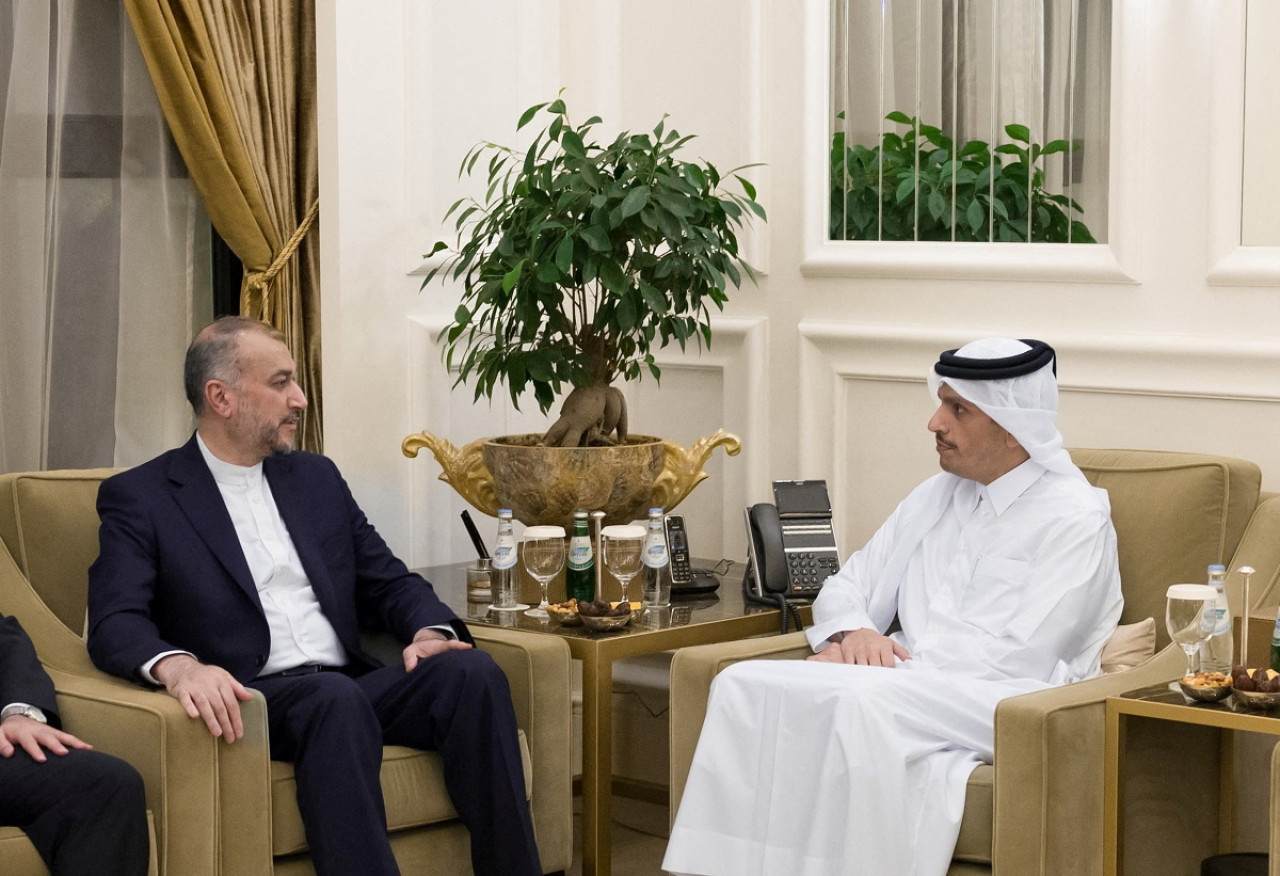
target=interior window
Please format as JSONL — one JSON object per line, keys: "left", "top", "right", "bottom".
{"left": 830, "top": 0, "right": 1111, "bottom": 243}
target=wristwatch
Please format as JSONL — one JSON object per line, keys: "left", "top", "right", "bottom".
{"left": 0, "top": 704, "right": 48, "bottom": 724}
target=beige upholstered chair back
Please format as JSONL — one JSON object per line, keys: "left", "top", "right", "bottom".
{"left": 1069, "top": 448, "right": 1261, "bottom": 650}
{"left": 0, "top": 470, "right": 117, "bottom": 637}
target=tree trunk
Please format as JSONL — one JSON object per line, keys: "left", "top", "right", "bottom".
{"left": 541, "top": 382, "right": 628, "bottom": 447}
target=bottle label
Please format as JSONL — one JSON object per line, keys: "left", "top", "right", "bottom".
{"left": 643, "top": 532, "right": 668, "bottom": 568}
{"left": 492, "top": 538, "right": 517, "bottom": 570}
{"left": 568, "top": 536, "right": 593, "bottom": 571}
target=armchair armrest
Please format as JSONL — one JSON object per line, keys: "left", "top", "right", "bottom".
{"left": 990, "top": 644, "right": 1183, "bottom": 876}
{"left": 46, "top": 666, "right": 273, "bottom": 876}
{"left": 668, "top": 632, "right": 812, "bottom": 815}
{"left": 472, "top": 627, "right": 573, "bottom": 873}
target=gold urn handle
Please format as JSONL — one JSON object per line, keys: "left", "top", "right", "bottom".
{"left": 401, "top": 431, "right": 499, "bottom": 517}
{"left": 651, "top": 429, "right": 742, "bottom": 513}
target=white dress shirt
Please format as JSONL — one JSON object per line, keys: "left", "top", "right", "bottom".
{"left": 141, "top": 436, "right": 347, "bottom": 681}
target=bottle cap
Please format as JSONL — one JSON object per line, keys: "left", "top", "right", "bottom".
{"left": 1208, "top": 564, "right": 1226, "bottom": 572}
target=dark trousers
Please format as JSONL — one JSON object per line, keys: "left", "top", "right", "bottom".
{"left": 250, "top": 649, "right": 540, "bottom": 876}
{"left": 0, "top": 747, "right": 149, "bottom": 876}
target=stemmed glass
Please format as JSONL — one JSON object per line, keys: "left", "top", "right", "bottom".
{"left": 1166, "top": 583, "right": 1218, "bottom": 678}
{"left": 601, "top": 525, "right": 646, "bottom": 606}
{"left": 522, "top": 526, "right": 566, "bottom": 619}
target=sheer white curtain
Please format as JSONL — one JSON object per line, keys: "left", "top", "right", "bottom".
{"left": 0, "top": 0, "right": 210, "bottom": 473}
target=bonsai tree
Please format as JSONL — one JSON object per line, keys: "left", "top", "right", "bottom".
{"left": 423, "top": 97, "right": 766, "bottom": 447}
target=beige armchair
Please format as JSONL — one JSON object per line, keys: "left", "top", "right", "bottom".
{"left": 669, "top": 449, "right": 1278, "bottom": 876}
{"left": 0, "top": 469, "right": 573, "bottom": 875}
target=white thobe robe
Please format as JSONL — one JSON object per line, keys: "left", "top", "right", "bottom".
{"left": 664, "top": 460, "right": 1123, "bottom": 876}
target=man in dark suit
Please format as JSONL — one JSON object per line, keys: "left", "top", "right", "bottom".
{"left": 0, "top": 613, "right": 149, "bottom": 875}
{"left": 87, "top": 317, "right": 540, "bottom": 876}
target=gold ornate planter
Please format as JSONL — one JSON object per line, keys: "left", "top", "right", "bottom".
{"left": 401, "top": 429, "right": 741, "bottom": 529}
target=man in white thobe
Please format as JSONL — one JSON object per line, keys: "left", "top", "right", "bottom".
{"left": 664, "top": 338, "right": 1123, "bottom": 876}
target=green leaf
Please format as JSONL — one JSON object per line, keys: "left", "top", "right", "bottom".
{"left": 1004, "top": 123, "right": 1031, "bottom": 143}
{"left": 736, "top": 175, "right": 757, "bottom": 200}
{"left": 619, "top": 185, "right": 650, "bottom": 219}
{"left": 501, "top": 260, "right": 524, "bottom": 292}
{"left": 555, "top": 235, "right": 574, "bottom": 272}
{"left": 966, "top": 199, "right": 984, "bottom": 234}
{"left": 517, "top": 102, "right": 548, "bottom": 130}
{"left": 560, "top": 129, "right": 586, "bottom": 158}
{"left": 425, "top": 241, "right": 448, "bottom": 257}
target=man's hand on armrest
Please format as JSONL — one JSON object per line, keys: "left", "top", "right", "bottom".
{"left": 152, "top": 654, "right": 253, "bottom": 742}
{"left": 403, "top": 627, "right": 473, "bottom": 673}
{"left": 806, "top": 628, "right": 910, "bottom": 667}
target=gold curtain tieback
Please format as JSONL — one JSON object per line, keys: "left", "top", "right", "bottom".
{"left": 243, "top": 197, "right": 320, "bottom": 319}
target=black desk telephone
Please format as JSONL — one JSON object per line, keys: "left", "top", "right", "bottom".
{"left": 743, "top": 480, "right": 840, "bottom": 617}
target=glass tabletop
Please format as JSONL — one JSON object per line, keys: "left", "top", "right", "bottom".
{"left": 1119, "top": 680, "right": 1280, "bottom": 717}
{"left": 417, "top": 559, "right": 800, "bottom": 639}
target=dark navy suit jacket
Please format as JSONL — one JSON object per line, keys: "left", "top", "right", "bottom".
{"left": 0, "top": 614, "right": 60, "bottom": 725}
{"left": 87, "top": 435, "right": 467, "bottom": 683}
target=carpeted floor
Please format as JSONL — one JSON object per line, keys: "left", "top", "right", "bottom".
{"left": 567, "top": 796, "right": 669, "bottom": 876}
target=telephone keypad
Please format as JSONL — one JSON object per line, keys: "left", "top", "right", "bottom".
{"left": 670, "top": 551, "right": 693, "bottom": 584}
{"left": 787, "top": 551, "right": 840, "bottom": 593}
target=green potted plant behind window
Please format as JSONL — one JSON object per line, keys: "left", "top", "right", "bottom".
{"left": 404, "top": 98, "right": 766, "bottom": 528}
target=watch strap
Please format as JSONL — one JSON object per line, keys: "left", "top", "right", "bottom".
{"left": 0, "top": 704, "right": 48, "bottom": 724}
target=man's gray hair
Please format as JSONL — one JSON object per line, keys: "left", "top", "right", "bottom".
{"left": 184, "top": 317, "right": 284, "bottom": 415}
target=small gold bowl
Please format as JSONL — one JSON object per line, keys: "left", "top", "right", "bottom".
{"left": 546, "top": 603, "right": 581, "bottom": 626}
{"left": 580, "top": 612, "right": 631, "bottom": 632}
{"left": 1178, "top": 679, "right": 1232, "bottom": 703}
{"left": 1233, "top": 688, "right": 1280, "bottom": 710}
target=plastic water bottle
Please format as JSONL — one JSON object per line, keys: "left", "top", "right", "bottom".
{"left": 491, "top": 510, "right": 518, "bottom": 609}
{"left": 642, "top": 508, "right": 670, "bottom": 608}
{"left": 1201, "top": 563, "right": 1233, "bottom": 673}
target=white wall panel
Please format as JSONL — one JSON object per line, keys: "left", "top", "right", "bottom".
{"left": 800, "top": 323, "right": 1280, "bottom": 556}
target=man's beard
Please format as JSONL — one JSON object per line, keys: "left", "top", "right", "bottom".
{"left": 254, "top": 417, "right": 298, "bottom": 458}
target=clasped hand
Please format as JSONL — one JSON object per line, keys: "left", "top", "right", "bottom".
{"left": 806, "top": 628, "right": 910, "bottom": 666}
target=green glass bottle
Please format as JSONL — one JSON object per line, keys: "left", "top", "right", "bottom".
{"left": 1270, "top": 607, "right": 1280, "bottom": 674}
{"left": 566, "top": 509, "right": 595, "bottom": 603}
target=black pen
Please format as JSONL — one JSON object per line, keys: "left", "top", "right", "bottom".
{"left": 461, "top": 510, "right": 490, "bottom": 559}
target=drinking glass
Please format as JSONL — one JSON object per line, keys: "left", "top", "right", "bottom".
{"left": 601, "top": 524, "right": 646, "bottom": 605}
{"left": 1166, "top": 583, "right": 1218, "bottom": 677}
{"left": 522, "top": 526, "right": 566, "bottom": 619}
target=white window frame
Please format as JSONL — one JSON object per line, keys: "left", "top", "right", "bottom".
{"left": 802, "top": 0, "right": 1141, "bottom": 284}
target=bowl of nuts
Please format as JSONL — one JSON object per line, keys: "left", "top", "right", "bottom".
{"left": 546, "top": 599, "right": 582, "bottom": 626}
{"left": 1178, "top": 670, "right": 1233, "bottom": 703}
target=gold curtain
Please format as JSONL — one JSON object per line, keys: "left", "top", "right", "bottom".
{"left": 122, "top": 0, "right": 323, "bottom": 452}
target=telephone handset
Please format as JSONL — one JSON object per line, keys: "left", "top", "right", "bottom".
{"left": 743, "top": 480, "right": 840, "bottom": 608}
